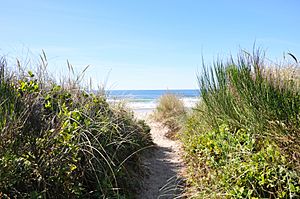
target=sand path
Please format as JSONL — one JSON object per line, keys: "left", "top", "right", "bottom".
{"left": 135, "top": 112, "right": 185, "bottom": 199}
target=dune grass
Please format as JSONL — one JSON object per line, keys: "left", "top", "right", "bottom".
{"left": 0, "top": 55, "right": 152, "bottom": 198}
{"left": 153, "top": 93, "right": 186, "bottom": 138}
{"left": 180, "top": 50, "right": 300, "bottom": 198}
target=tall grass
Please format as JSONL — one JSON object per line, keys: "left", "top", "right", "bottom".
{"left": 181, "top": 50, "right": 300, "bottom": 198}
{"left": 0, "top": 55, "right": 152, "bottom": 198}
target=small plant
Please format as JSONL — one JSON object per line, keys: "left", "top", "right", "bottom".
{"left": 153, "top": 93, "right": 186, "bottom": 137}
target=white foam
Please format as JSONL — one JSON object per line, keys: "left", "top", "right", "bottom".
{"left": 128, "top": 97, "right": 199, "bottom": 110}
{"left": 108, "top": 97, "right": 199, "bottom": 111}
{"left": 182, "top": 97, "right": 199, "bottom": 108}
{"left": 128, "top": 101, "right": 157, "bottom": 110}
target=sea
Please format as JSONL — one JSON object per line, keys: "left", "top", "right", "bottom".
{"left": 106, "top": 89, "right": 200, "bottom": 111}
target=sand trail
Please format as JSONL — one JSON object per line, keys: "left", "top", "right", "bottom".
{"left": 136, "top": 112, "right": 185, "bottom": 199}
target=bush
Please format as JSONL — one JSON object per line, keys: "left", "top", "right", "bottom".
{"left": 181, "top": 50, "right": 300, "bottom": 198}
{"left": 0, "top": 56, "right": 152, "bottom": 198}
{"left": 153, "top": 93, "right": 186, "bottom": 137}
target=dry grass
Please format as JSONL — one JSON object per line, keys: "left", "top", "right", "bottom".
{"left": 153, "top": 93, "right": 186, "bottom": 138}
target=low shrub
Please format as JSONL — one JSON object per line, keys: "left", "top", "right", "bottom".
{"left": 0, "top": 56, "right": 152, "bottom": 198}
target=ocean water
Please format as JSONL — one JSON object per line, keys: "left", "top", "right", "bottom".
{"left": 106, "top": 89, "right": 200, "bottom": 110}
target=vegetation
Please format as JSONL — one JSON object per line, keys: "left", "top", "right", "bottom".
{"left": 0, "top": 55, "right": 152, "bottom": 198}
{"left": 153, "top": 93, "right": 186, "bottom": 138}
{"left": 180, "top": 50, "right": 300, "bottom": 198}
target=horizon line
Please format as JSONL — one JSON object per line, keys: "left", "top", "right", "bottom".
{"left": 106, "top": 88, "right": 199, "bottom": 91}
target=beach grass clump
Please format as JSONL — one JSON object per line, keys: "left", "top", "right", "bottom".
{"left": 0, "top": 56, "right": 152, "bottom": 198}
{"left": 180, "top": 50, "right": 300, "bottom": 198}
{"left": 153, "top": 93, "right": 186, "bottom": 137}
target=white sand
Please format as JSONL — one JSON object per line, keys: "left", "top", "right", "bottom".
{"left": 135, "top": 109, "right": 186, "bottom": 199}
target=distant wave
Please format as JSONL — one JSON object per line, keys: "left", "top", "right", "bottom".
{"left": 108, "top": 97, "right": 199, "bottom": 110}
{"left": 107, "top": 89, "right": 199, "bottom": 99}
{"left": 107, "top": 89, "right": 200, "bottom": 110}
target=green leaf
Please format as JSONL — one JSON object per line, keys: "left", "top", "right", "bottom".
{"left": 28, "top": 70, "right": 34, "bottom": 77}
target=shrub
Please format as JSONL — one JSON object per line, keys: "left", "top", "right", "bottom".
{"left": 153, "top": 93, "right": 186, "bottom": 137}
{"left": 181, "top": 50, "right": 300, "bottom": 198}
{"left": 0, "top": 56, "right": 152, "bottom": 198}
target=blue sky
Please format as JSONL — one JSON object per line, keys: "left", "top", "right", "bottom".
{"left": 0, "top": 0, "right": 299, "bottom": 89}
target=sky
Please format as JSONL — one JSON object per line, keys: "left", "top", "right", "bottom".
{"left": 0, "top": 0, "right": 299, "bottom": 90}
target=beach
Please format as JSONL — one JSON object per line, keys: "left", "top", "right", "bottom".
{"left": 109, "top": 90, "right": 197, "bottom": 198}
{"left": 108, "top": 89, "right": 199, "bottom": 109}
{"left": 119, "top": 91, "right": 195, "bottom": 198}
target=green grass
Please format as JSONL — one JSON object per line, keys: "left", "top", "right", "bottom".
{"left": 180, "top": 50, "right": 300, "bottom": 198}
{"left": 153, "top": 93, "right": 186, "bottom": 138}
{"left": 0, "top": 55, "right": 152, "bottom": 198}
